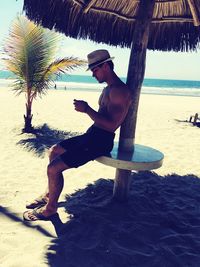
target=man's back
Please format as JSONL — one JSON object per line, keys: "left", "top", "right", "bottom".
{"left": 95, "top": 84, "right": 132, "bottom": 132}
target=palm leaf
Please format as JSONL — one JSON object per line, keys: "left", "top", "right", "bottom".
{"left": 3, "top": 16, "right": 61, "bottom": 93}
{"left": 44, "top": 57, "right": 86, "bottom": 78}
{"left": 2, "top": 15, "right": 86, "bottom": 132}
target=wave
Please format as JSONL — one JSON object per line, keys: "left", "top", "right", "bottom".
{"left": 142, "top": 86, "right": 200, "bottom": 97}
{"left": 0, "top": 78, "right": 199, "bottom": 97}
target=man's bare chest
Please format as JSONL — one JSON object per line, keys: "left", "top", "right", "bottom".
{"left": 99, "top": 87, "right": 110, "bottom": 107}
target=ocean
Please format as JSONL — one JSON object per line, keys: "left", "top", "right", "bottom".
{"left": 0, "top": 71, "right": 200, "bottom": 97}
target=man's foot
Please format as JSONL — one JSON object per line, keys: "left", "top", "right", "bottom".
{"left": 23, "top": 206, "right": 57, "bottom": 221}
{"left": 26, "top": 195, "right": 49, "bottom": 209}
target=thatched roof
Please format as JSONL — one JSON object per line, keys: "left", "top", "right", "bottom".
{"left": 23, "top": 0, "right": 200, "bottom": 51}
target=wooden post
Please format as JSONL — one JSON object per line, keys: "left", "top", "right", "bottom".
{"left": 113, "top": 169, "right": 132, "bottom": 201}
{"left": 187, "top": 0, "right": 200, "bottom": 26}
{"left": 113, "top": 0, "right": 156, "bottom": 200}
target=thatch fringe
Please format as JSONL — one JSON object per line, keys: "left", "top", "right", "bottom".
{"left": 23, "top": 0, "right": 200, "bottom": 51}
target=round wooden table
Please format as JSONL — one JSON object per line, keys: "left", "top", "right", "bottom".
{"left": 96, "top": 143, "right": 164, "bottom": 201}
{"left": 96, "top": 143, "right": 164, "bottom": 171}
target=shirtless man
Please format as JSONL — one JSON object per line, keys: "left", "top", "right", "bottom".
{"left": 23, "top": 49, "right": 131, "bottom": 221}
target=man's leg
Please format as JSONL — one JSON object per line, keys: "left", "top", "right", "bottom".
{"left": 49, "top": 144, "right": 66, "bottom": 162}
{"left": 24, "top": 156, "right": 69, "bottom": 220}
{"left": 42, "top": 156, "right": 69, "bottom": 217}
{"left": 43, "top": 144, "right": 67, "bottom": 199}
{"left": 26, "top": 144, "right": 67, "bottom": 209}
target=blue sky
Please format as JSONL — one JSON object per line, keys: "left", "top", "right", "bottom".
{"left": 0, "top": 1, "right": 200, "bottom": 81}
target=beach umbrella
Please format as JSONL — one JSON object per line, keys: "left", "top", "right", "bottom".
{"left": 23, "top": 0, "right": 200, "bottom": 199}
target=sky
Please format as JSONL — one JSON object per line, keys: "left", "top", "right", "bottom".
{"left": 0, "top": 1, "right": 200, "bottom": 81}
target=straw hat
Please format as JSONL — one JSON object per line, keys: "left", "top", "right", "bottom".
{"left": 87, "top": 49, "right": 114, "bottom": 71}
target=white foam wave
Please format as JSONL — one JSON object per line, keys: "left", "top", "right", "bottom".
{"left": 0, "top": 79, "right": 199, "bottom": 97}
{"left": 55, "top": 81, "right": 103, "bottom": 90}
{"left": 142, "top": 86, "right": 200, "bottom": 97}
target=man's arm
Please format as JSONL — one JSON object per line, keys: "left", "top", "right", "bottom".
{"left": 73, "top": 99, "right": 115, "bottom": 129}
{"left": 73, "top": 87, "right": 131, "bottom": 131}
{"left": 87, "top": 102, "right": 125, "bottom": 131}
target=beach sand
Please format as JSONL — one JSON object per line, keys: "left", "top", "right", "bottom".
{"left": 0, "top": 88, "right": 200, "bottom": 267}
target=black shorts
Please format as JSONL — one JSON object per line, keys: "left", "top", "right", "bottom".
{"left": 59, "top": 125, "right": 115, "bottom": 168}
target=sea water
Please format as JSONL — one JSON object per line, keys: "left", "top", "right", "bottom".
{"left": 0, "top": 71, "right": 200, "bottom": 97}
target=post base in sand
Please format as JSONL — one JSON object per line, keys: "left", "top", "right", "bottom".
{"left": 113, "top": 169, "right": 132, "bottom": 201}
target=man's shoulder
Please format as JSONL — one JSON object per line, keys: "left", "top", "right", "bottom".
{"left": 108, "top": 84, "right": 131, "bottom": 105}
{"left": 110, "top": 83, "right": 131, "bottom": 96}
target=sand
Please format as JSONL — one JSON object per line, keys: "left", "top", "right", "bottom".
{"left": 0, "top": 87, "right": 200, "bottom": 267}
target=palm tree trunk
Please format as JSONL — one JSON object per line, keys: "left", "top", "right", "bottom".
{"left": 23, "top": 92, "right": 34, "bottom": 133}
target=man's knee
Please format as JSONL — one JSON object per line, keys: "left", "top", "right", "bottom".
{"left": 49, "top": 144, "right": 64, "bottom": 158}
{"left": 49, "top": 144, "right": 57, "bottom": 157}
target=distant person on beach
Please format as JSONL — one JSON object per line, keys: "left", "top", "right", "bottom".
{"left": 23, "top": 49, "right": 132, "bottom": 221}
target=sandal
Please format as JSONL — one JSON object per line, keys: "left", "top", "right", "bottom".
{"left": 23, "top": 206, "right": 58, "bottom": 221}
{"left": 25, "top": 196, "right": 48, "bottom": 209}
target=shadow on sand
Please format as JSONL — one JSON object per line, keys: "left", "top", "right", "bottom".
{"left": 0, "top": 206, "right": 54, "bottom": 238}
{"left": 17, "top": 123, "right": 79, "bottom": 157}
{"left": 47, "top": 171, "right": 200, "bottom": 267}
{"left": 194, "top": 122, "right": 200, "bottom": 128}
{"left": 175, "top": 119, "right": 200, "bottom": 128}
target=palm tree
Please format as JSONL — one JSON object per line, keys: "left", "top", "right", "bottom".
{"left": 3, "top": 15, "right": 86, "bottom": 133}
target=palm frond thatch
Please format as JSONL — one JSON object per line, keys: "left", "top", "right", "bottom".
{"left": 23, "top": 0, "right": 200, "bottom": 51}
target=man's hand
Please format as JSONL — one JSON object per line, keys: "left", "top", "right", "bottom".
{"left": 73, "top": 99, "right": 89, "bottom": 113}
